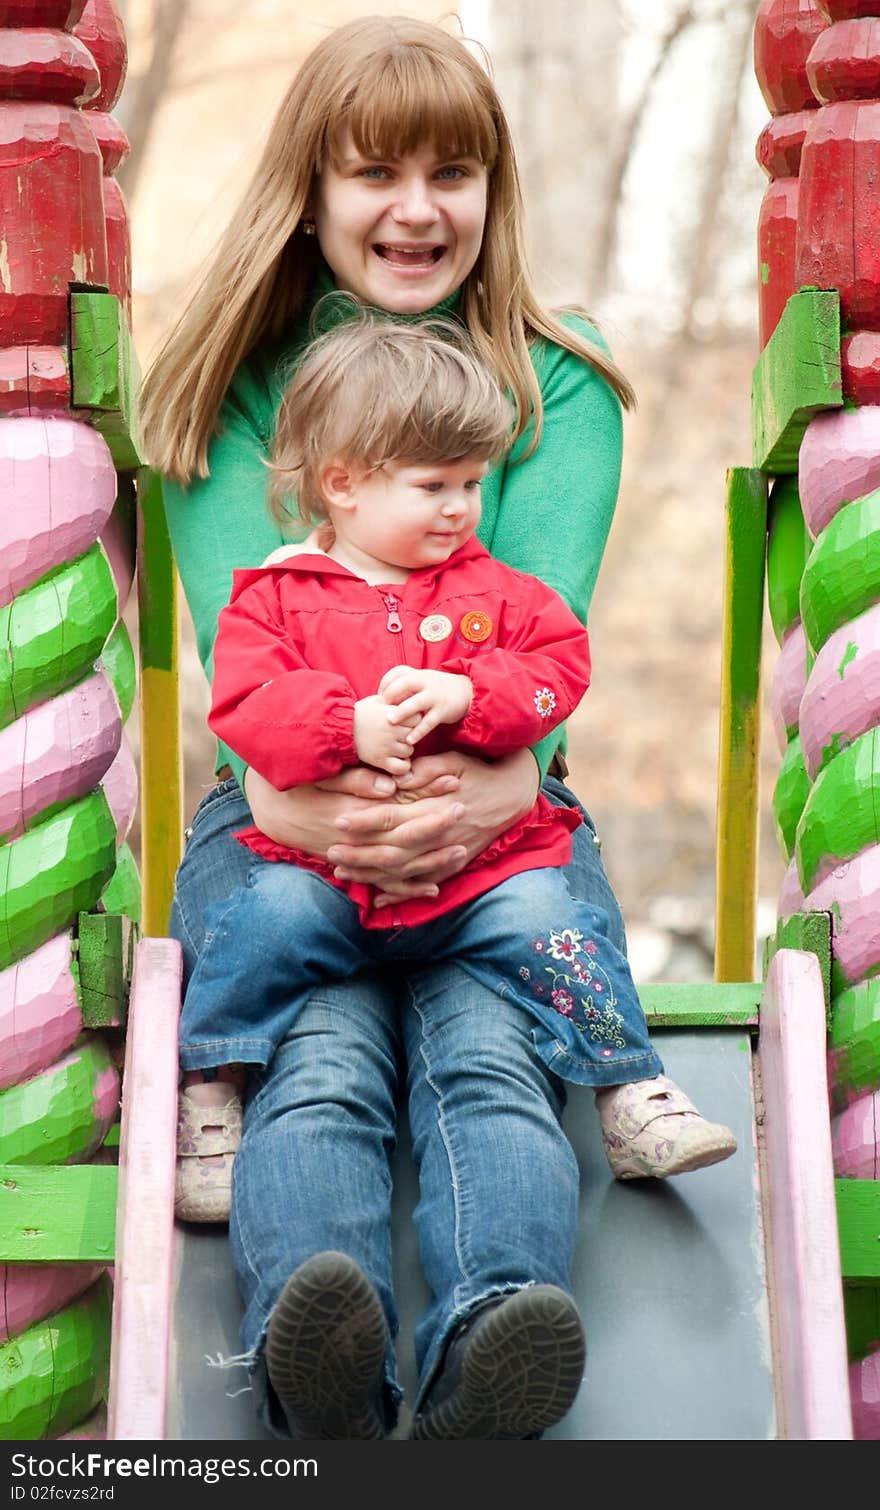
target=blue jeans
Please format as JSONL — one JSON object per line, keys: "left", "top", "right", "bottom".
{"left": 170, "top": 776, "right": 664, "bottom": 1433}
{"left": 180, "top": 861, "right": 660, "bottom": 1089}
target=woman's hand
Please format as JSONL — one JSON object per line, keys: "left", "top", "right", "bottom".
{"left": 325, "top": 747, "right": 541, "bottom": 908}
{"left": 243, "top": 760, "right": 463, "bottom": 902}
{"left": 243, "top": 748, "right": 541, "bottom": 906}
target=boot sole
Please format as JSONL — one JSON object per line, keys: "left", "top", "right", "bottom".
{"left": 411, "top": 1285, "right": 585, "bottom": 1439}
{"left": 264, "top": 1251, "right": 387, "bottom": 1439}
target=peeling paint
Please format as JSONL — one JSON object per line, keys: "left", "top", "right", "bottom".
{"left": 838, "top": 640, "right": 859, "bottom": 678}
{"left": 0, "top": 238, "right": 10, "bottom": 294}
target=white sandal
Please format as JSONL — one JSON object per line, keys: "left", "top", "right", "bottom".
{"left": 596, "top": 1075, "right": 737, "bottom": 1180}
{"left": 175, "top": 1087, "right": 243, "bottom": 1223}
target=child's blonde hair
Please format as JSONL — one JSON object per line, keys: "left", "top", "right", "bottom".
{"left": 141, "top": 15, "right": 634, "bottom": 486}
{"left": 269, "top": 314, "right": 513, "bottom": 525}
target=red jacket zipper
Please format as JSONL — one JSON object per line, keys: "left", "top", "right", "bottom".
{"left": 380, "top": 589, "right": 403, "bottom": 927}
{"left": 381, "top": 591, "right": 403, "bottom": 633}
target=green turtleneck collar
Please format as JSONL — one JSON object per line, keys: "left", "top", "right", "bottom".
{"left": 307, "top": 260, "right": 462, "bottom": 336}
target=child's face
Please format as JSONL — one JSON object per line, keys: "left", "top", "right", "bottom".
{"left": 330, "top": 456, "right": 487, "bottom": 572}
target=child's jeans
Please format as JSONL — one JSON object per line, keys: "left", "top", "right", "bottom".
{"left": 179, "top": 860, "right": 662, "bottom": 1091}
{"left": 170, "top": 776, "right": 663, "bottom": 1434}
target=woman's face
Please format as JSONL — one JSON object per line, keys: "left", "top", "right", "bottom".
{"left": 313, "top": 136, "right": 488, "bottom": 313}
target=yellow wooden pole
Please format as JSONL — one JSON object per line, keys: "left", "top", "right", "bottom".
{"left": 715, "top": 466, "right": 768, "bottom": 981}
{"left": 137, "top": 468, "right": 182, "bottom": 937}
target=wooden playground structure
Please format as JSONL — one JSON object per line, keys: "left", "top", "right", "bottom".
{"left": 0, "top": 0, "right": 878, "bottom": 1441}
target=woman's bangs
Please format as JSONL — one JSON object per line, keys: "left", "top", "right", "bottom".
{"left": 328, "top": 50, "right": 498, "bottom": 169}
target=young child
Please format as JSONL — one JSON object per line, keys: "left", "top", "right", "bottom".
{"left": 175, "top": 318, "right": 736, "bottom": 1222}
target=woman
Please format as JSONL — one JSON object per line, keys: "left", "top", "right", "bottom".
{"left": 142, "top": 15, "right": 729, "bottom": 1440}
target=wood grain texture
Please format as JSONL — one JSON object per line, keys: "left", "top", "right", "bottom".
{"left": 835, "top": 1176, "right": 880, "bottom": 1275}
{"left": 770, "top": 621, "right": 808, "bottom": 752}
{"left": 0, "top": 346, "right": 69, "bottom": 416}
{"left": 639, "top": 980, "right": 761, "bottom": 1026}
{"left": 715, "top": 467, "right": 767, "bottom": 980}
{"left": 800, "top": 487, "right": 880, "bottom": 653}
{"left": 830, "top": 976, "right": 880, "bottom": 1098}
{"left": 0, "top": 103, "right": 107, "bottom": 346}
{"left": 0, "top": 543, "right": 117, "bottom": 732}
{"left": 751, "top": 288, "right": 842, "bottom": 474}
{"left": 768, "top": 474, "right": 811, "bottom": 643}
{"left": 0, "top": 1262, "right": 101, "bottom": 1345}
{"left": 754, "top": 0, "right": 829, "bottom": 113}
{"left": 108, "top": 937, "right": 182, "bottom": 1441}
{"left": 833, "top": 1091, "right": 880, "bottom": 1177}
{"left": 763, "top": 909, "right": 832, "bottom": 1015}
{"left": 772, "top": 730, "right": 810, "bottom": 859}
{"left": 797, "top": 99, "right": 880, "bottom": 327}
{"left": 0, "top": 671, "right": 121, "bottom": 842}
{"left": 0, "top": 1276, "right": 111, "bottom": 1442}
{"left": 799, "top": 404, "right": 880, "bottom": 537}
{"left": 75, "top": 0, "right": 127, "bottom": 112}
{"left": 0, "top": 28, "right": 99, "bottom": 105}
{"left": 759, "top": 947, "right": 852, "bottom": 1438}
{"left": 0, "top": 1037, "right": 118, "bottom": 1166}
{"left": 0, "top": 418, "right": 116, "bottom": 609}
{"left": 0, "top": 789, "right": 117, "bottom": 971}
{"left": 799, "top": 600, "right": 880, "bottom": 777}
{"left": 70, "top": 291, "right": 142, "bottom": 468}
{"left": 805, "top": 843, "right": 880, "bottom": 991}
{"left": 138, "top": 471, "right": 181, "bottom": 936}
{"left": 0, "top": 1163, "right": 117, "bottom": 1262}
{"left": 76, "top": 910, "right": 131, "bottom": 1030}
{"left": 0, "top": 932, "right": 82, "bottom": 1090}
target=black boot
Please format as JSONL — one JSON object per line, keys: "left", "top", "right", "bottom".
{"left": 265, "top": 1251, "right": 388, "bottom": 1439}
{"left": 410, "top": 1285, "right": 585, "bottom": 1439}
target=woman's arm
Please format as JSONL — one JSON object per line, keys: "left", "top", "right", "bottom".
{"left": 479, "top": 314, "right": 624, "bottom": 779}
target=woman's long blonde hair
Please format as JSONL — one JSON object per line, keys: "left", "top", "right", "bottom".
{"left": 142, "top": 15, "right": 634, "bottom": 487}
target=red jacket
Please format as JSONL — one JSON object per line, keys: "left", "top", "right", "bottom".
{"left": 210, "top": 536, "right": 590, "bottom": 928}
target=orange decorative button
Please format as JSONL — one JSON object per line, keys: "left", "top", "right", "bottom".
{"left": 419, "top": 613, "right": 453, "bottom": 643}
{"left": 459, "top": 610, "right": 493, "bottom": 643}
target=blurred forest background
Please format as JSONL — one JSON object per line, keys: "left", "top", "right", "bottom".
{"left": 116, "top": 0, "right": 782, "bottom": 979}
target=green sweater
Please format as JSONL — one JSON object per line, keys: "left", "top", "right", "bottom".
{"left": 161, "top": 276, "right": 623, "bottom": 787}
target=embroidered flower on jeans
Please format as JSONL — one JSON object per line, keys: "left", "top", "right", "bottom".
{"left": 519, "top": 966, "right": 531, "bottom": 981}
{"left": 534, "top": 687, "right": 557, "bottom": 718}
{"left": 548, "top": 927, "right": 583, "bottom": 963}
{"left": 534, "top": 983, "right": 546, "bottom": 996}
{"left": 532, "top": 938, "right": 546, "bottom": 953}
{"left": 593, "top": 981, "right": 604, "bottom": 992}
{"left": 551, "top": 988, "right": 575, "bottom": 1016}
{"left": 584, "top": 940, "right": 597, "bottom": 955}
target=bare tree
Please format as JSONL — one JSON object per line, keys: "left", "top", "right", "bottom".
{"left": 679, "top": 0, "right": 760, "bottom": 340}
{"left": 116, "top": 0, "right": 193, "bottom": 202}
{"left": 489, "top": 0, "right": 622, "bottom": 308}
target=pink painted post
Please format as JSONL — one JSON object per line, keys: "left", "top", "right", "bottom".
{"left": 759, "top": 949, "right": 852, "bottom": 1438}
{"left": 759, "top": 0, "right": 880, "bottom": 1436}
{"left": 107, "top": 938, "right": 181, "bottom": 1441}
{"left": 0, "top": 0, "right": 138, "bottom": 1440}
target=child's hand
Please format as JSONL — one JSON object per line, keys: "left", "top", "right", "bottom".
{"left": 378, "top": 665, "right": 473, "bottom": 746}
{"left": 353, "top": 695, "right": 419, "bottom": 777}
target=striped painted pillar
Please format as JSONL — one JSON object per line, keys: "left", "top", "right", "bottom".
{"left": 784, "top": 0, "right": 880, "bottom": 1441}
{"left": 0, "top": 0, "right": 139, "bottom": 1441}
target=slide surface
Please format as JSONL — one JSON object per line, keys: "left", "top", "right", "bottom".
{"left": 165, "top": 1029, "right": 775, "bottom": 1440}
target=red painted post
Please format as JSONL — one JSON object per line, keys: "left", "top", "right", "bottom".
{"left": 754, "top": 0, "right": 828, "bottom": 348}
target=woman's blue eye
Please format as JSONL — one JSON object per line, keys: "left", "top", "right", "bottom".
{"left": 360, "top": 166, "right": 390, "bottom": 179}
{"left": 436, "top": 166, "right": 466, "bottom": 181}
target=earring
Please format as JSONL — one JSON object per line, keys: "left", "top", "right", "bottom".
{"left": 302, "top": 219, "right": 316, "bottom": 236}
